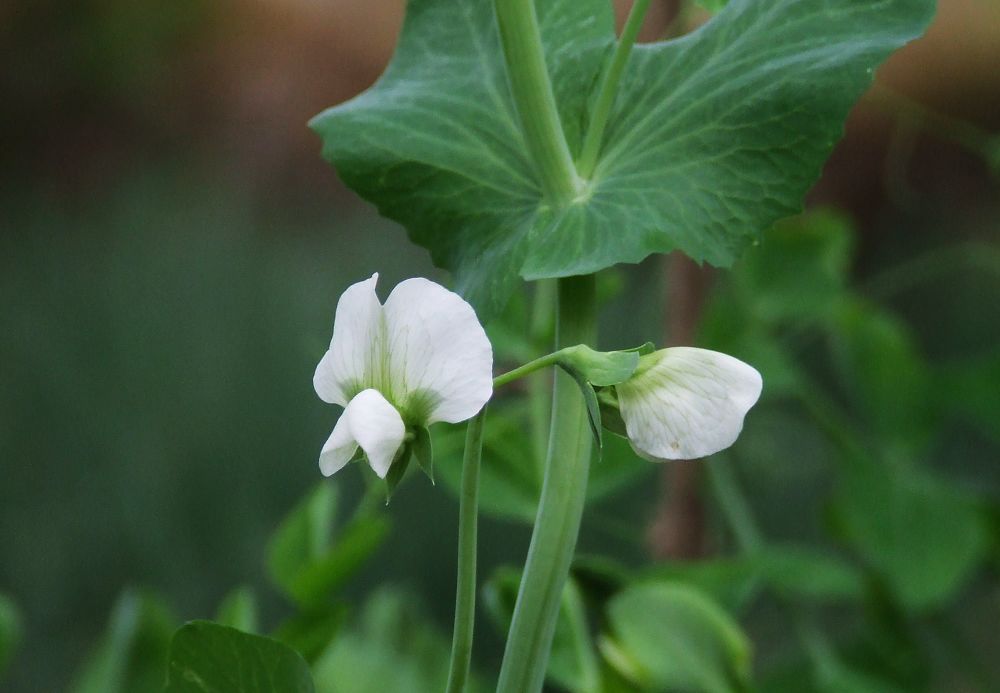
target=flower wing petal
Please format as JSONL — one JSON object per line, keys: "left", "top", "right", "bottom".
{"left": 616, "top": 347, "right": 762, "bottom": 461}
{"left": 346, "top": 388, "right": 406, "bottom": 479}
{"left": 319, "top": 411, "right": 359, "bottom": 477}
{"left": 382, "top": 278, "right": 493, "bottom": 424}
{"left": 314, "top": 273, "right": 383, "bottom": 406}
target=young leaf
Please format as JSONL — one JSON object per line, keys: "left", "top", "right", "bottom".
{"left": 164, "top": 622, "right": 315, "bottom": 693}
{"left": 312, "top": 0, "right": 934, "bottom": 317}
{"left": 267, "top": 483, "right": 337, "bottom": 600}
{"left": 215, "top": 586, "right": 259, "bottom": 635}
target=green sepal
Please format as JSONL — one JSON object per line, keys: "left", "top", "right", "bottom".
{"left": 622, "top": 342, "right": 655, "bottom": 357}
{"left": 561, "top": 366, "right": 604, "bottom": 451}
{"left": 596, "top": 389, "right": 629, "bottom": 439}
{"left": 559, "top": 345, "right": 640, "bottom": 387}
{"left": 384, "top": 442, "right": 413, "bottom": 502}
{"left": 411, "top": 426, "right": 434, "bottom": 483}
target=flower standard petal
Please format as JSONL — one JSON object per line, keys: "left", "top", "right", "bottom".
{"left": 382, "top": 278, "right": 493, "bottom": 424}
{"left": 314, "top": 273, "right": 383, "bottom": 406}
{"left": 344, "top": 388, "right": 407, "bottom": 479}
{"left": 616, "top": 347, "right": 763, "bottom": 461}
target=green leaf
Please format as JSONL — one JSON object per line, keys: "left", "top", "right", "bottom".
{"left": 484, "top": 569, "right": 602, "bottom": 693}
{"left": 831, "top": 462, "right": 990, "bottom": 610}
{"left": 0, "top": 594, "right": 21, "bottom": 681}
{"left": 272, "top": 606, "right": 347, "bottom": 664}
{"left": 267, "top": 482, "right": 338, "bottom": 599}
{"left": 267, "top": 481, "right": 389, "bottom": 607}
{"left": 69, "top": 589, "right": 175, "bottom": 693}
{"left": 215, "top": 586, "right": 259, "bottom": 634}
{"left": 695, "top": 0, "right": 731, "bottom": 12}
{"left": 164, "top": 621, "right": 314, "bottom": 693}
{"left": 935, "top": 352, "right": 1000, "bottom": 443}
{"left": 602, "top": 581, "right": 751, "bottom": 693}
{"left": 313, "top": 0, "right": 933, "bottom": 316}
{"left": 411, "top": 426, "right": 434, "bottom": 481}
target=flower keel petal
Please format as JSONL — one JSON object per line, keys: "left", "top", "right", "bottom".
{"left": 346, "top": 388, "right": 407, "bottom": 479}
{"left": 319, "top": 413, "right": 359, "bottom": 477}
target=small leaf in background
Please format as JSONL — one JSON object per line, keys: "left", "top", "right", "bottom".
{"left": 164, "top": 621, "right": 314, "bottom": 693}
{"left": 0, "top": 593, "right": 21, "bottom": 681}
{"left": 830, "top": 299, "right": 934, "bottom": 451}
{"left": 603, "top": 581, "right": 751, "bottom": 693}
{"left": 734, "top": 211, "right": 853, "bottom": 326}
{"left": 272, "top": 605, "right": 346, "bottom": 664}
{"left": 267, "top": 481, "right": 389, "bottom": 607}
{"left": 69, "top": 589, "right": 175, "bottom": 693}
{"left": 831, "top": 462, "right": 990, "bottom": 611}
{"left": 267, "top": 482, "right": 337, "bottom": 598}
{"left": 215, "top": 586, "right": 259, "bottom": 634}
{"left": 312, "top": 589, "right": 483, "bottom": 693}
{"left": 313, "top": 0, "right": 934, "bottom": 316}
{"left": 484, "top": 569, "right": 601, "bottom": 693}
{"left": 935, "top": 351, "right": 1000, "bottom": 444}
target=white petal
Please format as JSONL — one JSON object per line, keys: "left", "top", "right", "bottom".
{"left": 382, "top": 278, "right": 493, "bottom": 424}
{"left": 345, "top": 388, "right": 406, "bottom": 479}
{"left": 616, "top": 347, "right": 762, "bottom": 461}
{"left": 314, "top": 274, "right": 383, "bottom": 406}
{"left": 318, "top": 412, "right": 359, "bottom": 477}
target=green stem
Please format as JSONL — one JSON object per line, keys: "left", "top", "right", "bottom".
{"left": 576, "top": 0, "right": 652, "bottom": 178}
{"left": 493, "top": 352, "right": 564, "bottom": 389}
{"left": 494, "top": 0, "right": 581, "bottom": 204}
{"left": 497, "top": 275, "right": 597, "bottom": 693}
{"left": 446, "top": 409, "right": 487, "bottom": 693}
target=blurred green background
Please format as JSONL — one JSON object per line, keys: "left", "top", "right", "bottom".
{"left": 2, "top": 1, "right": 999, "bottom": 691}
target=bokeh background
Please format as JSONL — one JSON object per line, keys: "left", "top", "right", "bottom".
{"left": 1, "top": 1, "right": 999, "bottom": 690}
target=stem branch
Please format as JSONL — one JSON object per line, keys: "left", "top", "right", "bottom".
{"left": 445, "top": 409, "right": 487, "bottom": 693}
{"left": 497, "top": 275, "right": 597, "bottom": 693}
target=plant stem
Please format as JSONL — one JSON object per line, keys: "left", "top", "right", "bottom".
{"left": 497, "top": 275, "right": 597, "bottom": 693}
{"left": 494, "top": 0, "right": 581, "bottom": 204}
{"left": 493, "top": 352, "right": 564, "bottom": 389}
{"left": 577, "top": 0, "right": 652, "bottom": 179}
{"left": 446, "top": 409, "right": 487, "bottom": 693}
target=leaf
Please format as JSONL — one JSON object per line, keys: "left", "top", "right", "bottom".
{"left": 484, "top": 569, "right": 602, "bottom": 693}
{"left": 935, "top": 352, "right": 1000, "bottom": 443}
{"left": 164, "top": 621, "right": 314, "bottom": 693}
{"left": 602, "top": 581, "right": 751, "bottom": 693}
{"left": 830, "top": 462, "right": 990, "bottom": 610}
{"left": 272, "top": 606, "right": 347, "bottom": 664}
{"left": 69, "top": 590, "right": 175, "bottom": 693}
{"left": 312, "top": 0, "right": 934, "bottom": 316}
{"left": 0, "top": 594, "right": 21, "bottom": 681}
{"left": 267, "top": 482, "right": 390, "bottom": 607}
{"left": 215, "top": 586, "right": 259, "bottom": 634}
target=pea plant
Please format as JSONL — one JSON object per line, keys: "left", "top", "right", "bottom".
{"left": 50, "top": 0, "right": 949, "bottom": 691}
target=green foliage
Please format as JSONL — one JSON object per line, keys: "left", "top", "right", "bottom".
{"left": 215, "top": 586, "right": 260, "bottom": 634}
{"left": 602, "top": 581, "right": 751, "bottom": 693}
{"left": 164, "top": 622, "right": 314, "bottom": 693}
{"left": 69, "top": 590, "right": 175, "bottom": 693}
{"left": 831, "top": 461, "right": 990, "bottom": 611}
{"left": 312, "top": 589, "right": 481, "bottom": 693}
{"left": 0, "top": 594, "right": 21, "bottom": 681}
{"left": 485, "top": 570, "right": 601, "bottom": 693}
{"left": 313, "top": 0, "right": 934, "bottom": 317}
{"left": 267, "top": 482, "right": 389, "bottom": 608}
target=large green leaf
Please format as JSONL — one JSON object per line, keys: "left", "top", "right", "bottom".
{"left": 164, "top": 622, "right": 314, "bottom": 693}
{"left": 312, "top": 0, "right": 934, "bottom": 316}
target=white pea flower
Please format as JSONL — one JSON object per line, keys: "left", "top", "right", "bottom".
{"left": 313, "top": 274, "right": 493, "bottom": 478}
{"left": 615, "top": 347, "right": 762, "bottom": 461}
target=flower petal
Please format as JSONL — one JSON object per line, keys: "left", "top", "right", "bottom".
{"left": 382, "top": 278, "right": 493, "bottom": 424}
{"left": 318, "top": 412, "right": 359, "bottom": 477}
{"left": 345, "top": 388, "right": 406, "bottom": 479}
{"left": 616, "top": 347, "right": 762, "bottom": 461}
{"left": 314, "top": 273, "right": 383, "bottom": 406}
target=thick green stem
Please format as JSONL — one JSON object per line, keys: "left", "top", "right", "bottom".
{"left": 497, "top": 275, "right": 597, "bottom": 693}
{"left": 577, "top": 0, "right": 652, "bottom": 178}
{"left": 446, "top": 410, "right": 487, "bottom": 693}
{"left": 494, "top": 0, "right": 581, "bottom": 204}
